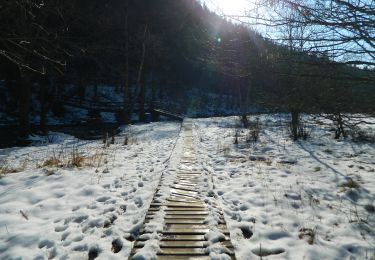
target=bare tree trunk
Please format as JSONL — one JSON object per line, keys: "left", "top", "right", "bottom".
{"left": 39, "top": 77, "right": 48, "bottom": 135}
{"left": 150, "top": 71, "right": 159, "bottom": 122}
{"left": 334, "top": 113, "right": 347, "bottom": 139}
{"left": 139, "top": 74, "right": 146, "bottom": 122}
{"left": 291, "top": 109, "right": 300, "bottom": 141}
{"left": 123, "top": 7, "right": 131, "bottom": 124}
{"left": 239, "top": 77, "right": 249, "bottom": 127}
{"left": 137, "top": 24, "right": 148, "bottom": 122}
{"left": 19, "top": 75, "right": 31, "bottom": 137}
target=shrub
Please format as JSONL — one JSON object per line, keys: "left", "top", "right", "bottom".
{"left": 288, "top": 121, "right": 311, "bottom": 140}
{"left": 0, "top": 159, "right": 22, "bottom": 176}
{"left": 340, "top": 179, "right": 360, "bottom": 189}
{"left": 246, "top": 118, "right": 260, "bottom": 142}
{"left": 350, "top": 127, "right": 375, "bottom": 143}
{"left": 69, "top": 148, "right": 85, "bottom": 167}
{"left": 43, "top": 158, "right": 62, "bottom": 168}
{"left": 299, "top": 227, "right": 317, "bottom": 245}
{"left": 0, "top": 165, "right": 19, "bottom": 176}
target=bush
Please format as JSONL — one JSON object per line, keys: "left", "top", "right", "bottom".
{"left": 247, "top": 118, "right": 260, "bottom": 142}
{"left": 340, "top": 179, "right": 360, "bottom": 189}
{"left": 69, "top": 148, "right": 85, "bottom": 167}
{"left": 350, "top": 127, "right": 375, "bottom": 143}
{"left": 0, "top": 165, "right": 19, "bottom": 176}
{"left": 288, "top": 121, "right": 311, "bottom": 140}
{"left": 43, "top": 158, "right": 62, "bottom": 168}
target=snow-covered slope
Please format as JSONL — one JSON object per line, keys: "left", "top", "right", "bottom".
{"left": 0, "top": 122, "right": 181, "bottom": 259}
{"left": 194, "top": 115, "right": 375, "bottom": 259}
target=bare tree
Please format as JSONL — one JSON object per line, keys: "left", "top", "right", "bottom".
{"left": 0, "top": 1, "right": 68, "bottom": 74}
{"left": 244, "top": 0, "right": 375, "bottom": 68}
{"left": 0, "top": 1, "right": 70, "bottom": 135}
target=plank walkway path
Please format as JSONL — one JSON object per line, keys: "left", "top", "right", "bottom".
{"left": 131, "top": 120, "right": 235, "bottom": 259}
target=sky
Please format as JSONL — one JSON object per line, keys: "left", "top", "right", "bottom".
{"left": 201, "top": 0, "right": 254, "bottom": 15}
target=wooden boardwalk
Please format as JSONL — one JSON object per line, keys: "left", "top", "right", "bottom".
{"left": 131, "top": 120, "right": 235, "bottom": 259}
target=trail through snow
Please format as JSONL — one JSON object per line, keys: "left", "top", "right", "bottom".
{"left": 0, "top": 116, "right": 374, "bottom": 259}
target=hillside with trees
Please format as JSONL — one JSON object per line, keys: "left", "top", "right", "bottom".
{"left": 0, "top": 0, "right": 373, "bottom": 141}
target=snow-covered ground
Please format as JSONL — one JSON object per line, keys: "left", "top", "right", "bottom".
{"left": 0, "top": 122, "right": 181, "bottom": 259}
{"left": 194, "top": 115, "right": 375, "bottom": 259}
{"left": 1, "top": 115, "right": 374, "bottom": 260}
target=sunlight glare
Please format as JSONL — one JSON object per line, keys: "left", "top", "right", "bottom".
{"left": 203, "top": 0, "right": 254, "bottom": 15}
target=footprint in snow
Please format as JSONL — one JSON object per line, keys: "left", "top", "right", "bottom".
{"left": 71, "top": 235, "right": 84, "bottom": 242}
{"left": 114, "top": 183, "right": 122, "bottom": 188}
{"left": 55, "top": 225, "right": 68, "bottom": 232}
{"left": 111, "top": 238, "right": 123, "bottom": 253}
{"left": 240, "top": 226, "right": 253, "bottom": 239}
{"left": 102, "top": 206, "right": 116, "bottom": 214}
{"left": 73, "top": 244, "right": 88, "bottom": 252}
{"left": 252, "top": 247, "right": 285, "bottom": 257}
{"left": 38, "top": 239, "right": 55, "bottom": 249}
{"left": 102, "top": 184, "right": 111, "bottom": 189}
{"left": 266, "top": 231, "right": 290, "bottom": 240}
{"left": 61, "top": 231, "right": 70, "bottom": 241}
{"left": 104, "top": 214, "right": 118, "bottom": 228}
{"left": 134, "top": 197, "right": 143, "bottom": 208}
{"left": 73, "top": 214, "right": 89, "bottom": 223}
{"left": 96, "top": 196, "right": 111, "bottom": 203}
{"left": 72, "top": 205, "right": 81, "bottom": 212}
{"left": 87, "top": 203, "right": 98, "bottom": 209}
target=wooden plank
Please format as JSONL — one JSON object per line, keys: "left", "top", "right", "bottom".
{"left": 157, "top": 255, "right": 235, "bottom": 260}
{"left": 170, "top": 189, "right": 199, "bottom": 197}
{"left": 135, "top": 241, "right": 207, "bottom": 248}
{"left": 164, "top": 224, "right": 231, "bottom": 231}
{"left": 158, "top": 248, "right": 208, "bottom": 255}
{"left": 157, "top": 256, "right": 209, "bottom": 260}
{"left": 170, "top": 185, "right": 198, "bottom": 192}
{"left": 169, "top": 193, "right": 200, "bottom": 200}
{"left": 165, "top": 224, "right": 209, "bottom": 230}
{"left": 150, "top": 203, "right": 204, "bottom": 208}
{"left": 162, "top": 210, "right": 208, "bottom": 214}
{"left": 173, "top": 184, "right": 198, "bottom": 188}
{"left": 161, "top": 234, "right": 207, "bottom": 241}
{"left": 167, "top": 198, "right": 201, "bottom": 203}
{"left": 161, "top": 230, "right": 210, "bottom": 235}
{"left": 147, "top": 215, "right": 207, "bottom": 219}
{"left": 132, "top": 249, "right": 208, "bottom": 257}
{"left": 162, "top": 229, "right": 230, "bottom": 235}
{"left": 149, "top": 207, "right": 207, "bottom": 211}
{"left": 162, "top": 207, "right": 207, "bottom": 211}
{"left": 163, "top": 219, "right": 206, "bottom": 224}
{"left": 164, "top": 219, "right": 226, "bottom": 225}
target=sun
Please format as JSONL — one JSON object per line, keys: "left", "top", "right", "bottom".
{"left": 202, "top": 0, "right": 253, "bottom": 15}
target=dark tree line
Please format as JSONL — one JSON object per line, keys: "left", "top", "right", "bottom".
{"left": 0, "top": 0, "right": 214, "bottom": 135}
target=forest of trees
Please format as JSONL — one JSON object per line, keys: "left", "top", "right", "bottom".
{"left": 0, "top": 0, "right": 374, "bottom": 139}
